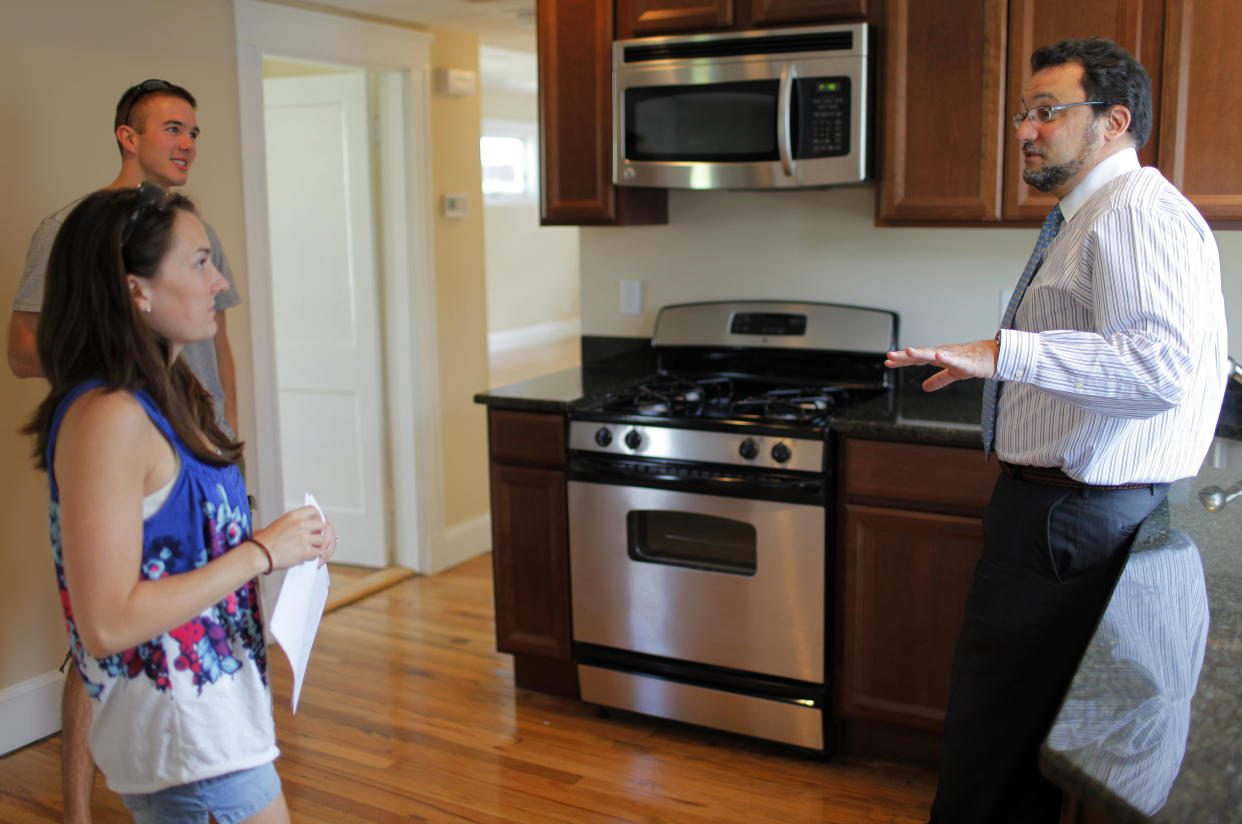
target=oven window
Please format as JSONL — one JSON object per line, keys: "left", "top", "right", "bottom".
{"left": 624, "top": 80, "right": 778, "bottom": 162}
{"left": 626, "top": 510, "right": 757, "bottom": 576}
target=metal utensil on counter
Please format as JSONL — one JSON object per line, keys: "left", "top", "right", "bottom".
{"left": 1229, "top": 355, "right": 1242, "bottom": 385}
{"left": 1199, "top": 480, "right": 1242, "bottom": 512}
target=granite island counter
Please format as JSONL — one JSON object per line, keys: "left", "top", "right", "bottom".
{"left": 1040, "top": 436, "right": 1242, "bottom": 823}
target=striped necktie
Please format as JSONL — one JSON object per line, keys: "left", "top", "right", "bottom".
{"left": 981, "top": 205, "right": 1065, "bottom": 458}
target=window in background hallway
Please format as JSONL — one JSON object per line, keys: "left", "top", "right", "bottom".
{"left": 481, "top": 119, "right": 537, "bottom": 205}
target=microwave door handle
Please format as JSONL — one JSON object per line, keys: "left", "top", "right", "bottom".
{"left": 777, "top": 63, "right": 796, "bottom": 177}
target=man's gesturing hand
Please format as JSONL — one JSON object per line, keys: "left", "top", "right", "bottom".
{"left": 884, "top": 339, "right": 1000, "bottom": 392}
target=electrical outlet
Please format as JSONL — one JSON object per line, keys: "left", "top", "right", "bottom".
{"left": 620, "top": 280, "right": 642, "bottom": 315}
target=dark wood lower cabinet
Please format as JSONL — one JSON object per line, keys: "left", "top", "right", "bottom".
{"left": 836, "top": 505, "right": 982, "bottom": 724}
{"left": 487, "top": 409, "right": 578, "bottom": 697}
{"left": 835, "top": 437, "right": 998, "bottom": 764}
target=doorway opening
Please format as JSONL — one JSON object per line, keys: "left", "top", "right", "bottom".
{"left": 234, "top": 0, "right": 441, "bottom": 575}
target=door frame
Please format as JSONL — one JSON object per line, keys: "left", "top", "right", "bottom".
{"left": 233, "top": 0, "right": 443, "bottom": 572}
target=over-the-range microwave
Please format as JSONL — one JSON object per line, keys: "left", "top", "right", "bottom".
{"left": 613, "top": 23, "right": 869, "bottom": 190}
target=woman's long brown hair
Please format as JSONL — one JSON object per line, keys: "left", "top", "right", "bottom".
{"left": 25, "top": 186, "right": 243, "bottom": 470}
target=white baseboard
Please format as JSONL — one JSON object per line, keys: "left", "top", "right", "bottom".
{"left": 429, "top": 512, "right": 492, "bottom": 575}
{"left": 0, "top": 670, "right": 64, "bottom": 756}
{"left": 488, "top": 318, "right": 579, "bottom": 354}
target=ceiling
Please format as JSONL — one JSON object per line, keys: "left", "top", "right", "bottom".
{"left": 303, "top": 0, "right": 537, "bottom": 51}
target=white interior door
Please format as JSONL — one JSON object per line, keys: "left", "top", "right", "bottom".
{"left": 263, "top": 71, "right": 388, "bottom": 568}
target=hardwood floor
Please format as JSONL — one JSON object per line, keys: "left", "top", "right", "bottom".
{"left": 0, "top": 554, "right": 937, "bottom": 823}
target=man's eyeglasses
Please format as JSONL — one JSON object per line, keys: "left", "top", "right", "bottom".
{"left": 1011, "top": 101, "right": 1106, "bottom": 130}
{"left": 118, "top": 79, "right": 174, "bottom": 129}
{"left": 121, "top": 182, "right": 173, "bottom": 249}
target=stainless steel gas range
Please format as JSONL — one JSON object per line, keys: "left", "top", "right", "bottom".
{"left": 566, "top": 300, "right": 897, "bottom": 752}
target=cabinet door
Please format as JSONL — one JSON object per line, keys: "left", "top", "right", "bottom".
{"left": 616, "top": 0, "right": 733, "bottom": 38}
{"left": 751, "top": 0, "right": 867, "bottom": 26}
{"left": 1159, "top": 0, "right": 1242, "bottom": 224}
{"left": 836, "top": 503, "right": 982, "bottom": 729}
{"left": 1003, "top": 0, "right": 1164, "bottom": 221}
{"left": 490, "top": 463, "right": 572, "bottom": 658}
{"left": 537, "top": 0, "right": 668, "bottom": 225}
{"left": 877, "top": 0, "right": 1008, "bottom": 222}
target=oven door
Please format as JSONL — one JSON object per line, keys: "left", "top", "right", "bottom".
{"left": 568, "top": 480, "right": 825, "bottom": 683}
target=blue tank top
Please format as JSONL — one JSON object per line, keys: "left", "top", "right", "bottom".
{"left": 46, "top": 380, "right": 277, "bottom": 793}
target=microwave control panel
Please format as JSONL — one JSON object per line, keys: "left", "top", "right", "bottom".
{"left": 795, "top": 76, "right": 850, "bottom": 159}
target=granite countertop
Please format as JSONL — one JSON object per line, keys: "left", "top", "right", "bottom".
{"left": 830, "top": 367, "right": 987, "bottom": 448}
{"left": 1040, "top": 437, "right": 1242, "bottom": 822}
{"left": 472, "top": 367, "right": 584, "bottom": 414}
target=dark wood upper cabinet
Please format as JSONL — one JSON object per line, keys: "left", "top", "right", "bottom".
{"left": 537, "top": 0, "right": 667, "bottom": 226}
{"left": 879, "top": 0, "right": 1174, "bottom": 226}
{"left": 1159, "top": 0, "right": 1242, "bottom": 227}
{"left": 877, "top": 0, "right": 1008, "bottom": 222}
{"left": 617, "top": 0, "right": 734, "bottom": 37}
{"left": 1002, "top": 0, "right": 1164, "bottom": 221}
{"left": 616, "top": 0, "right": 866, "bottom": 38}
{"left": 751, "top": 0, "right": 868, "bottom": 27}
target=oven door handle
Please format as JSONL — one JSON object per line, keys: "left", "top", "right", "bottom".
{"left": 777, "top": 62, "right": 797, "bottom": 177}
{"left": 566, "top": 453, "right": 825, "bottom": 501}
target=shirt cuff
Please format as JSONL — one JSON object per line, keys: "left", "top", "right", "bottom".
{"left": 995, "top": 328, "right": 1040, "bottom": 383}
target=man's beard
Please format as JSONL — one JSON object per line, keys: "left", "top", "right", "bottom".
{"left": 1022, "top": 120, "right": 1098, "bottom": 192}
{"left": 1022, "top": 154, "right": 1083, "bottom": 192}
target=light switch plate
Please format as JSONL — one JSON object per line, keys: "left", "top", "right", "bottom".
{"left": 442, "top": 193, "right": 468, "bottom": 219}
{"left": 620, "top": 280, "right": 642, "bottom": 315}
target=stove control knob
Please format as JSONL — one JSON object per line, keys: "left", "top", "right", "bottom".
{"left": 624, "top": 429, "right": 643, "bottom": 450}
{"left": 771, "top": 442, "right": 792, "bottom": 464}
{"left": 739, "top": 438, "right": 760, "bottom": 460}
{"left": 594, "top": 427, "right": 613, "bottom": 447}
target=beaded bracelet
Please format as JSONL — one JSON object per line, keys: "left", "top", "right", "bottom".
{"left": 250, "top": 538, "right": 274, "bottom": 575}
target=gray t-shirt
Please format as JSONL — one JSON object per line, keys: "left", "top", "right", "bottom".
{"left": 14, "top": 197, "right": 242, "bottom": 436}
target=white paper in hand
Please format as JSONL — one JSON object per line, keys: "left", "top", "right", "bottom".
{"left": 267, "top": 493, "right": 331, "bottom": 713}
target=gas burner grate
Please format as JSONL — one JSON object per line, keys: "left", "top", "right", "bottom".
{"left": 631, "top": 375, "right": 733, "bottom": 417}
{"left": 731, "top": 386, "right": 849, "bottom": 422}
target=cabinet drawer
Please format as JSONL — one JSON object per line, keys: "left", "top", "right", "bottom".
{"left": 841, "top": 438, "right": 998, "bottom": 510}
{"left": 488, "top": 409, "right": 566, "bottom": 467}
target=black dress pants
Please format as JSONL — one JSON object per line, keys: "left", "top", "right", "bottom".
{"left": 928, "top": 474, "right": 1169, "bottom": 824}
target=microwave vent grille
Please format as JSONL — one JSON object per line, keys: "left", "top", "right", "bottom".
{"left": 622, "top": 30, "right": 853, "bottom": 64}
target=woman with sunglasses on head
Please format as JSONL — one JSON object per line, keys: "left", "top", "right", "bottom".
{"left": 26, "top": 184, "right": 336, "bottom": 824}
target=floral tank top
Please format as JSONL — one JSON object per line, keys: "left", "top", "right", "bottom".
{"left": 47, "top": 380, "right": 279, "bottom": 794}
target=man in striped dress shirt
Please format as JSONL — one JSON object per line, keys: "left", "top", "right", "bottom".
{"left": 886, "top": 38, "right": 1227, "bottom": 824}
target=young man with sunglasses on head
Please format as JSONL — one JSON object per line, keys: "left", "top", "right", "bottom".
{"left": 886, "top": 38, "right": 1226, "bottom": 823}
{"left": 7, "top": 79, "right": 241, "bottom": 824}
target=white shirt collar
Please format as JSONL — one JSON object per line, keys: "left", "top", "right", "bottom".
{"left": 1059, "top": 147, "right": 1140, "bottom": 222}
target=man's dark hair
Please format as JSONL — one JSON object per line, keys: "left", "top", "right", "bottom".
{"left": 1031, "top": 38, "right": 1152, "bottom": 148}
{"left": 113, "top": 79, "right": 197, "bottom": 156}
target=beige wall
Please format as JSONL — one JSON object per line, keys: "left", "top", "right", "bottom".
{"left": 0, "top": 2, "right": 492, "bottom": 695}
{"left": 429, "top": 30, "right": 491, "bottom": 527}
{"left": 0, "top": 0, "right": 252, "bottom": 694}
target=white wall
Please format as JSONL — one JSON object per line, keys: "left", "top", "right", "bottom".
{"left": 581, "top": 185, "right": 1242, "bottom": 354}
{"left": 484, "top": 205, "right": 580, "bottom": 335}
{"left": 481, "top": 85, "right": 580, "bottom": 341}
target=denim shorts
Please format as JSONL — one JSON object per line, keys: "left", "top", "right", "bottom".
{"left": 119, "top": 762, "right": 281, "bottom": 824}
